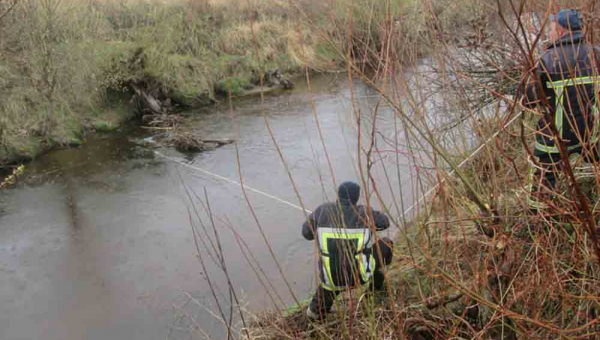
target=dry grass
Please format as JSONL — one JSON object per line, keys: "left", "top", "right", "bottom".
{"left": 0, "top": 0, "right": 349, "bottom": 165}
{"left": 1, "top": 0, "right": 447, "bottom": 165}
{"left": 0, "top": 164, "right": 25, "bottom": 189}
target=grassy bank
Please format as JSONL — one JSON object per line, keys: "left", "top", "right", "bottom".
{"left": 0, "top": 0, "right": 326, "bottom": 164}
{"left": 0, "top": 0, "right": 491, "bottom": 166}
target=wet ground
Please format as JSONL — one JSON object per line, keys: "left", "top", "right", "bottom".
{"left": 0, "top": 73, "right": 434, "bottom": 340}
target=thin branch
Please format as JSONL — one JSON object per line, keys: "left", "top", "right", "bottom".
{"left": 0, "top": 0, "right": 18, "bottom": 22}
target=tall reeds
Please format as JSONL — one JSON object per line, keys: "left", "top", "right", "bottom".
{"left": 175, "top": 0, "right": 600, "bottom": 339}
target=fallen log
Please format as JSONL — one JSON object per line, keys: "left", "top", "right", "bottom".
{"left": 131, "top": 83, "right": 164, "bottom": 115}
{"left": 165, "top": 132, "right": 233, "bottom": 152}
{"left": 200, "top": 138, "right": 235, "bottom": 147}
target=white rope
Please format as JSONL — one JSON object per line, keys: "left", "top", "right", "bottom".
{"left": 401, "top": 107, "right": 523, "bottom": 218}
{"left": 153, "top": 150, "right": 313, "bottom": 213}
{"left": 152, "top": 99, "right": 520, "bottom": 221}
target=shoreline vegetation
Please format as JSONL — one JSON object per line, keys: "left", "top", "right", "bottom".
{"left": 4, "top": 0, "right": 600, "bottom": 340}
{"left": 0, "top": 0, "right": 368, "bottom": 165}
{"left": 0, "top": 0, "right": 477, "bottom": 167}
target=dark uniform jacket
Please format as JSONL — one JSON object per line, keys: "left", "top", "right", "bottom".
{"left": 524, "top": 31, "right": 600, "bottom": 155}
{"left": 302, "top": 199, "right": 390, "bottom": 241}
{"left": 302, "top": 198, "right": 390, "bottom": 290}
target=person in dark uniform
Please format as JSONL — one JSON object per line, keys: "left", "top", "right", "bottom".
{"left": 522, "top": 9, "right": 600, "bottom": 208}
{"left": 302, "top": 181, "right": 393, "bottom": 320}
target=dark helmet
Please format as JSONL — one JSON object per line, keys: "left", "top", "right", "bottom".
{"left": 338, "top": 181, "right": 360, "bottom": 205}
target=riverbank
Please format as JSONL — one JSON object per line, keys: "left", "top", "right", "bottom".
{"left": 0, "top": 0, "right": 489, "bottom": 167}
{"left": 0, "top": 0, "right": 338, "bottom": 166}
{"left": 0, "top": 0, "right": 321, "bottom": 165}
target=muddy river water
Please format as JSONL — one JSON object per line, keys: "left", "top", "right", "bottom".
{"left": 0, "top": 74, "right": 438, "bottom": 340}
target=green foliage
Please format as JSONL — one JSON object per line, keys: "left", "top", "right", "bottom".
{"left": 89, "top": 98, "right": 133, "bottom": 133}
{"left": 92, "top": 120, "right": 120, "bottom": 133}
{"left": 0, "top": 135, "right": 42, "bottom": 162}
{"left": 216, "top": 77, "right": 252, "bottom": 96}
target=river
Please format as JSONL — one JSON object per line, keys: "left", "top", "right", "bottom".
{"left": 0, "top": 73, "right": 436, "bottom": 340}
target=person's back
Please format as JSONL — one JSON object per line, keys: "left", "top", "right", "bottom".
{"left": 528, "top": 29, "right": 600, "bottom": 154}
{"left": 302, "top": 202, "right": 389, "bottom": 236}
{"left": 522, "top": 9, "right": 600, "bottom": 208}
{"left": 526, "top": 10, "right": 599, "bottom": 156}
{"left": 302, "top": 181, "right": 392, "bottom": 320}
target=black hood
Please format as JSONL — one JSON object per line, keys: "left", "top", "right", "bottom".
{"left": 338, "top": 181, "right": 360, "bottom": 205}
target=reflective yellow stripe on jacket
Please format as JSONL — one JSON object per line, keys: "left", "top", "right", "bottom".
{"left": 317, "top": 227, "right": 375, "bottom": 291}
{"left": 535, "top": 76, "right": 600, "bottom": 153}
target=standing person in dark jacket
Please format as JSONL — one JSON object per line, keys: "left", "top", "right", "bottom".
{"left": 522, "top": 9, "right": 600, "bottom": 208}
{"left": 302, "top": 181, "right": 393, "bottom": 320}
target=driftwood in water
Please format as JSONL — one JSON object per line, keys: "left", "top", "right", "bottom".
{"left": 142, "top": 113, "right": 183, "bottom": 129}
{"left": 201, "top": 138, "right": 235, "bottom": 146}
{"left": 251, "top": 69, "right": 294, "bottom": 90}
{"left": 164, "top": 131, "right": 234, "bottom": 152}
{"left": 138, "top": 133, "right": 233, "bottom": 152}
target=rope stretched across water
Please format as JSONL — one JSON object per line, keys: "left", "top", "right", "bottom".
{"left": 400, "top": 109, "right": 523, "bottom": 217}
{"left": 153, "top": 150, "right": 313, "bottom": 213}
{"left": 154, "top": 105, "right": 521, "bottom": 219}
